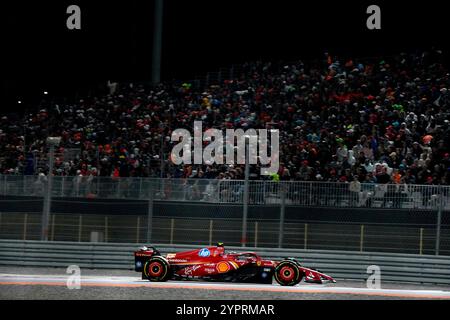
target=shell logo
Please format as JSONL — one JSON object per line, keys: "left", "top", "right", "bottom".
{"left": 216, "top": 261, "right": 230, "bottom": 273}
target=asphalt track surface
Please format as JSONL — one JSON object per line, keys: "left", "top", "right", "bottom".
{"left": 1, "top": 267, "right": 449, "bottom": 300}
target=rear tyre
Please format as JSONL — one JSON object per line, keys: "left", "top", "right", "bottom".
{"left": 144, "top": 256, "right": 171, "bottom": 282}
{"left": 274, "top": 260, "right": 302, "bottom": 286}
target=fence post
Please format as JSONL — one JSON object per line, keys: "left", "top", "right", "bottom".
{"left": 160, "top": 178, "right": 165, "bottom": 199}
{"left": 104, "top": 216, "right": 108, "bottom": 242}
{"left": 78, "top": 215, "right": 83, "bottom": 242}
{"left": 136, "top": 216, "right": 140, "bottom": 243}
{"left": 41, "top": 144, "right": 55, "bottom": 241}
{"left": 309, "top": 182, "right": 312, "bottom": 206}
{"left": 435, "top": 187, "right": 443, "bottom": 255}
{"left": 51, "top": 214, "right": 55, "bottom": 241}
{"left": 116, "top": 178, "right": 121, "bottom": 198}
{"left": 242, "top": 147, "right": 250, "bottom": 247}
{"left": 147, "top": 181, "right": 154, "bottom": 243}
{"left": 209, "top": 220, "right": 213, "bottom": 246}
{"left": 1, "top": 175, "right": 5, "bottom": 194}
{"left": 304, "top": 223, "right": 308, "bottom": 250}
{"left": 218, "top": 180, "right": 223, "bottom": 202}
{"left": 41, "top": 182, "right": 51, "bottom": 241}
{"left": 61, "top": 176, "right": 65, "bottom": 197}
{"left": 360, "top": 225, "right": 365, "bottom": 252}
{"left": 263, "top": 181, "right": 266, "bottom": 205}
{"left": 419, "top": 227, "right": 424, "bottom": 255}
{"left": 278, "top": 184, "right": 286, "bottom": 248}
{"left": 254, "top": 221, "right": 258, "bottom": 247}
{"left": 23, "top": 213, "right": 28, "bottom": 240}
{"left": 170, "top": 218, "right": 175, "bottom": 245}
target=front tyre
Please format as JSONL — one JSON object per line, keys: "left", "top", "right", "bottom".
{"left": 144, "top": 256, "right": 171, "bottom": 282}
{"left": 274, "top": 260, "right": 302, "bottom": 286}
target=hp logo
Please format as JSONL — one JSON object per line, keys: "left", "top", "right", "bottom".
{"left": 198, "top": 248, "right": 210, "bottom": 257}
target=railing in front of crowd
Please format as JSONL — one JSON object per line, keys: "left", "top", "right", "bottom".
{"left": 0, "top": 175, "right": 449, "bottom": 210}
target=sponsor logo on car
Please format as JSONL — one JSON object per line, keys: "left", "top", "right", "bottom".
{"left": 168, "top": 259, "right": 189, "bottom": 263}
{"left": 216, "top": 261, "right": 230, "bottom": 273}
{"left": 135, "top": 252, "right": 152, "bottom": 257}
{"left": 198, "top": 248, "right": 211, "bottom": 257}
{"left": 184, "top": 265, "right": 201, "bottom": 275}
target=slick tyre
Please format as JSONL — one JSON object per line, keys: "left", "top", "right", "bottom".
{"left": 274, "top": 260, "right": 302, "bottom": 286}
{"left": 144, "top": 256, "right": 171, "bottom": 282}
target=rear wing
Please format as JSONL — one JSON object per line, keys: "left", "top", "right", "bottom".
{"left": 134, "top": 246, "right": 159, "bottom": 272}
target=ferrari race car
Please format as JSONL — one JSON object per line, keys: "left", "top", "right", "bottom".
{"left": 134, "top": 243, "right": 336, "bottom": 286}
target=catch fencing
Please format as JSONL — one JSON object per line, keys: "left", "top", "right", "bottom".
{"left": 1, "top": 176, "right": 449, "bottom": 210}
{"left": 0, "top": 175, "right": 449, "bottom": 256}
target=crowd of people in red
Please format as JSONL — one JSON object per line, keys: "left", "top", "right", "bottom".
{"left": 1, "top": 49, "right": 449, "bottom": 186}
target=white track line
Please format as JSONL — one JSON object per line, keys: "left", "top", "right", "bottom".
{"left": 1, "top": 274, "right": 449, "bottom": 299}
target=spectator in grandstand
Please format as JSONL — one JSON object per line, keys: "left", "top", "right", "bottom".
{"left": 349, "top": 175, "right": 361, "bottom": 206}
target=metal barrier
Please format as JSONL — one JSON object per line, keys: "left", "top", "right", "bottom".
{"left": 0, "top": 240, "right": 449, "bottom": 285}
{"left": 0, "top": 176, "right": 449, "bottom": 255}
{"left": 1, "top": 175, "right": 450, "bottom": 210}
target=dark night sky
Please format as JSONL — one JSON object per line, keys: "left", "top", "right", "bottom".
{"left": 2, "top": 0, "right": 449, "bottom": 111}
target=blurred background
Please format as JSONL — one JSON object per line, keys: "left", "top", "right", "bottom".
{"left": 3, "top": 0, "right": 449, "bottom": 111}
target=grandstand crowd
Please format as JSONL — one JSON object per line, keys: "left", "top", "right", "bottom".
{"left": 1, "top": 49, "right": 450, "bottom": 185}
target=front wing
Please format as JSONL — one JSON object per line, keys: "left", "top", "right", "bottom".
{"left": 299, "top": 266, "right": 336, "bottom": 283}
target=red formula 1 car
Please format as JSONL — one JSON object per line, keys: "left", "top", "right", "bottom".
{"left": 134, "top": 243, "right": 336, "bottom": 286}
